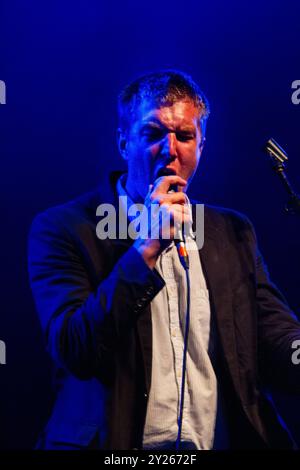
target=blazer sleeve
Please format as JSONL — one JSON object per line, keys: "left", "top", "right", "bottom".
{"left": 28, "top": 208, "right": 164, "bottom": 380}
{"left": 244, "top": 217, "right": 300, "bottom": 392}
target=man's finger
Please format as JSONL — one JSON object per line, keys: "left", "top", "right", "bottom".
{"left": 152, "top": 175, "right": 187, "bottom": 194}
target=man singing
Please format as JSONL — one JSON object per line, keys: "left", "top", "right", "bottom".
{"left": 28, "top": 70, "right": 300, "bottom": 450}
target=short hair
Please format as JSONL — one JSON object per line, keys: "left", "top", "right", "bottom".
{"left": 118, "top": 69, "right": 210, "bottom": 135}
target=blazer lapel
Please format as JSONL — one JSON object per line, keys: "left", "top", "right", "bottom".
{"left": 196, "top": 205, "right": 241, "bottom": 397}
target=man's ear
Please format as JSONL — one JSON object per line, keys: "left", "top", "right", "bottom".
{"left": 117, "top": 128, "right": 128, "bottom": 161}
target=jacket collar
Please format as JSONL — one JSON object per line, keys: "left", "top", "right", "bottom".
{"left": 197, "top": 205, "right": 241, "bottom": 397}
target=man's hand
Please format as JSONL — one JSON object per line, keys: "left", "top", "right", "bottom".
{"left": 133, "top": 175, "right": 191, "bottom": 269}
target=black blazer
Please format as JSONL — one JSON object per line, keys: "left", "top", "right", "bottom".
{"left": 28, "top": 184, "right": 300, "bottom": 449}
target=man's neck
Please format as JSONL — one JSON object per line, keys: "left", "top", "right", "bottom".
{"left": 125, "top": 175, "right": 145, "bottom": 204}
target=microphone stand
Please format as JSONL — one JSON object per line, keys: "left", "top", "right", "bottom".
{"left": 265, "top": 138, "right": 300, "bottom": 215}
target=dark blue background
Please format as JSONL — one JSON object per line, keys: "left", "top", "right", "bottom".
{"left": 0, "top": 0, "right": 300, "bottom": 449}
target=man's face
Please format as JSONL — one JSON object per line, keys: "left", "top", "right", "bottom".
{"left": 119, "top": 99, "right": 205, "bottom": 201}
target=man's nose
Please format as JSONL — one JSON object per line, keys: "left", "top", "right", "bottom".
{"left": 161, "top": 132, "right": 178, "bottom": 159}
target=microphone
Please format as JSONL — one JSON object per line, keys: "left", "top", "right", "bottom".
{"left": 156, "top": 167, "right": 189, "bottom": 270}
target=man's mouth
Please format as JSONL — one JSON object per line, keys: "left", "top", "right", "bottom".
{"left": 155, "top": 166, "right": 177, "bottom": 179}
